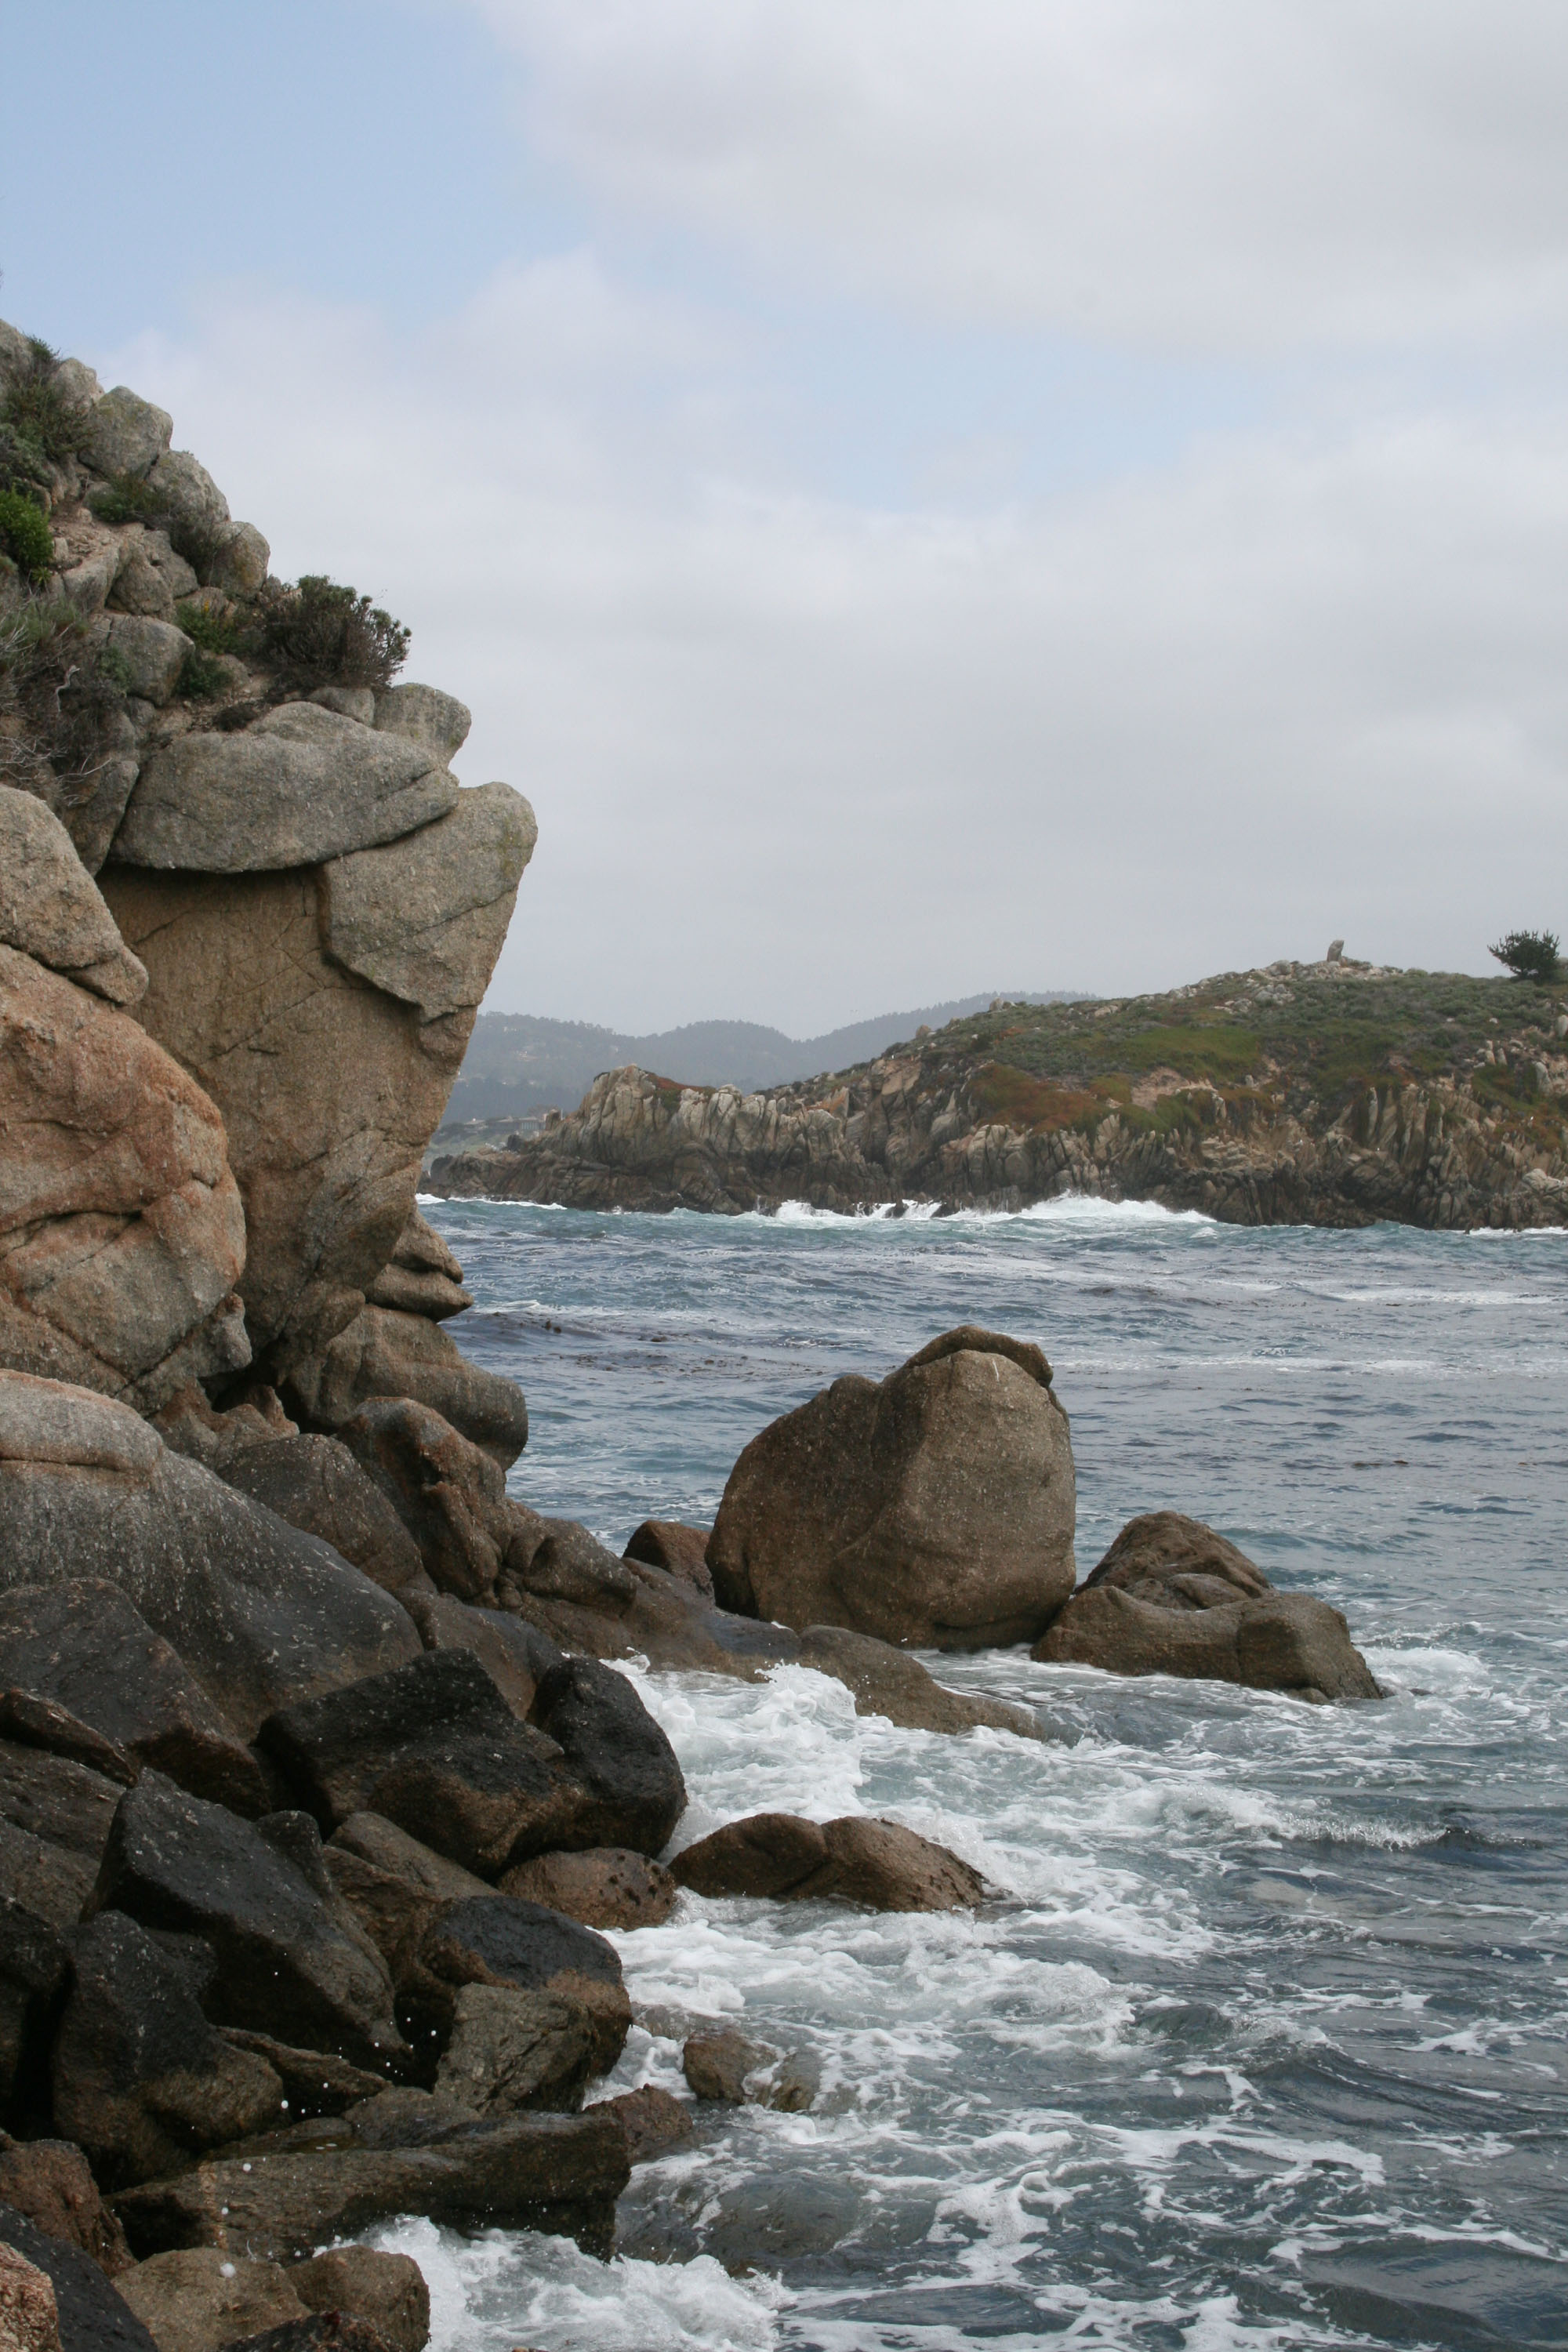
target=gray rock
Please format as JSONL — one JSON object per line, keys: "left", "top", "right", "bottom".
{"left": 0, "top": 1582, "right": 267, "bottom": 1815}
{"left": 403, "top": 1593, "right": 562, "bottom": 1721}
{"left": 797, "top": 1624, "right": 1043, "bottom": 1740}
{"left": 372, "top": 684, "right": 470, "bottom": 760}
{"left": 0, "top": 791, "right": 146, "bottom": 1004}
{"left": 0, "top": 1738, "right": 128, "bottom": 1921}
{"left": 51, "top": 360, "right": 101, "bottom": 410}
{"left": 78, "top": 390, "right": 172, "bottom": 481}
{"left": 89, "top": 1773, "right": 405, "bottom": 2069}
{"left": 309, "top": 687, "right": 376, "bottom": 725}
{"left": 332, "top": 1396, "right": 525, "bottom": 1599}
{"left": 434, "top": 1984, "right": 594, "bottom": 2114}
{"left": 530, "top": 1656, "right": 686, "bottom": 1857}
{"left": 110, "top": 704, "right": 458, "bottom": 872}
{"left": 96, "top": 618, "right": 190, "bottom": 706}
{"left": 104, "top": 545, "right": 176, "bottom": 622}
{"left": 203, "top": 522, "right": 268, "bottom": 597}
{"left": 0, "top": 1410, "right": 421, "bottom": 1739}
{"left": 289, "top": 1312, "right": 529, "bottom": 1472}
{"left": 409, "top": 1894, "right": 630, "bottom": 2070}
{"left": 319, "top": 783, "right": 536, "bottom": 1022}
{"left": 143, "top": 452, "right": 228, "bottom": 538}
{"left": 52, "top": 1914, "right": 283, "bottom": 2188}
{"left": 218, "top": 1436, "right": 428, "bottom": 1597}
{"left": 507, "top": 1518, "right": 637, "bottom": 1613}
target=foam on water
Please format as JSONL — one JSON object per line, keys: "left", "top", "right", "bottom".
{"left": 407, "top": 1198, "right": 1568, "bottom": 2347}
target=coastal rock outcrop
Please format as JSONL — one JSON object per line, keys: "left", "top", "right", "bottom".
{"left": 1033, "top": 1512, "right": 1382, "bottom": 1700}
{"left": 708, "top": 1327, "right": 1076, "bottom": 1648}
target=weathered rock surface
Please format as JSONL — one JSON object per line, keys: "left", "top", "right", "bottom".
{"left": 87, "top": 1775, "right": 404, "bottom": 2068}
{"left": 0, "top": 1403, "right": 420, "bottom": 1738}
{"left": 292, "top": 1316, "right": 529, "bottom": 1469}
{"left": 529, "top": 1658, "right": 685, "bottom": 1858}
{"left": 1032, "top": 1512, "right": 1382, "bottom": 1700}
{"left": 0, "top": 2139, "right": 130, "bottom": 2278}
{"left": 671, "top": 1813, "right": 987, "bottom": 1912}
{"left": 0, "top": 793, "right": 146, "bottom": 1007}
{"left": 622, "top": 1520, "right": 714, "bottom": 1600}
{"left": 216, "top": 2035, "right": 389, "bottom": 2124}
{"left": 96, "top": 618, "right": 190, "bottom": 707}
{"left": 0, "top": 1739, "right": 125, "bottom": 1928}
{"left": 258, "top": 1653, "right": 584, "bottom": 1878}
{"left": 709, "top": 1328, "right": 1076, "bottom": 1648}
{"left": 363, "top": 1213, "right": 470, "bottom": 1323}
{"left": 0, "top": 1584, "right": 267, "bottom": 1816}
{"left": 408, "top": 1896, "right": 630, "bottom": 2070}
{"left": 0, "top": 1697, "right": 135, "bottom": 1795}
{"left": 52, "top": 1914, "right": 283, "bottom": 2188}
{"left": 372, "top": 686, "right": 470, "bottom": 760}
{"left": 0, "top": 1901, "right": 69, "bottom": 2124}
{"left": 109, "top": 706, "right": 458, "bottom": 874}
{"left": 321, "top": 1817, "right": 488, "bottom": 1989}
{"left": 796, "top": 1624, "right": 1043, "bottom": 1739}
{"left": 433, "top": 1984, "right": 595, "bottom": 2115}
{"left": 111, "top": 2103, "right": 628, "bottom": 2263}
{"left": 115, "top": 2249, "right": 306, "bottom": 2352}
{"left": 507, "top": 1519, "right": 636, "bottom": 1614}
{"left": 78, "top": 389, "right": 172, "bottom": 480}
{"left": 290, "top": 2249, "right": 427, "bottom": 2352}
{"left": 499, "top": 1847, "right": 677, "bottom": 1931}
{"left": 0, "top": 2233, "right": 62, "bottom": 2352}
{"left": 0, "top": 964, "right": 248, "bottom": 1411}
{"left": 601, "top": 2083, "right": 693, "bottom": 2165}
{"left": 332, "top": 1399, "right": 523, "bottom": 1599}
{"left": 217, "top": 1438, "right": 429, "bottom": 1599}
{"left": 401, "top": 1594, "right": 562, "bottom": 1722}
{"left": 0, "top": 2202, "right": 154, "bottom": 2352}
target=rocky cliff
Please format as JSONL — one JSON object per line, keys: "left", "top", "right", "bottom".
{"left": 427, "top": 955, "right": 1568, "bottom": 1229}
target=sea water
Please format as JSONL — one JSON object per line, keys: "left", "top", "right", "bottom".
{"left": 385, "top": 1196, "right": 1568, "bottom": 2350}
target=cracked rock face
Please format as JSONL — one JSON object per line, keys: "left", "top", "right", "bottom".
{"left": 0, "top": 788, "right": 147, "bottom": 1005}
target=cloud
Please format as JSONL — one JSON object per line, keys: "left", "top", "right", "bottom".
{"left": 467, "top": 0, "right": 1568, "bottom": 352}
{"left": 106, "top": 260, "right": 1568, "bottom": 1030}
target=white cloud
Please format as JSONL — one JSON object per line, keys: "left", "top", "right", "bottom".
{"left": 107, "top": 264, "right": 1568, "bottom": 1031}
{"left": 468, "top": 0, "right": 1568, "bottom": 351}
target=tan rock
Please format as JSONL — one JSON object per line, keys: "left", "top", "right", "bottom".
{"left": 0, "top": 2136, "right": 132, "bottom": 2277}
{"left": 0, "top": 789, "right": 147, "bottom": 1004}
{"left": 708, "top": 1325, "right": 1076, "bottom": 1647}
{"left": 500, "top": 1846, "right": 677, "bottom": 1930}
{"left": 291, "top": 2247, "right": 429, "bottom": 2352}
{"left": 0, "top": 2239, "right": 60, "bottom": 2352}
{"left": 116, "top": 2248, "right": 305, "bottom": 2352}
{"left": 0, "top": 949, "right": 249, "bottom": 1411}
{"left": 670, "top": 1811, "right": 986, "bottom": 1911}
{"left": 297, "top": 1313, "right": 529, "bottom": 1470}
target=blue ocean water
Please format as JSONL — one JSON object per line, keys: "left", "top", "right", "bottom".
{"left": 401, "top": 1195, "right": 1568, "bottom": 2351}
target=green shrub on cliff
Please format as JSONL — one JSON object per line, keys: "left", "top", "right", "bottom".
{"left": 0, "top": 579, "right": 130, "bottom": 786}
{"left": 89, "top": 473, "right": 168, "bottom": 526}
{"left": 0, "top": 339, "right": 87, "bottom": 470}
{"left": 0, "top": 489, "right": 53, "bottom": 583}
{"left": 176, "top": 597, "right": 251, "bottom": 655}
{"left": 258, "top": 572, "right": 409, "bottom": 691}
{"left": 1490, "top": 930, "right": 1561, "bottom": 984}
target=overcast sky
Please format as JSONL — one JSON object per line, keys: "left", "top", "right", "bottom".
{"left": 5, "top": 2, "right": 1568, "bottom": 1029}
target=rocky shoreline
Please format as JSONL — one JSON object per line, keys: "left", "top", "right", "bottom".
{"left": 426, "top": 960, "right": 1568, "bottom": 1229}
{"left": 0, "top": 323, "right": 1381, "bottom": 2352}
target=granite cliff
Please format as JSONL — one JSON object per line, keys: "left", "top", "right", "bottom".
{"left": 427, "top": 953, "right": 1568, "bottom": 1229}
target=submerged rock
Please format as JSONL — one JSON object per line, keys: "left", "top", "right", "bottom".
{"left": 1033, "top": 1512, "right": 1382, "bottom": 1700}
{"left": 708, "top": 1327, "right": 1076, "bottom": 1647}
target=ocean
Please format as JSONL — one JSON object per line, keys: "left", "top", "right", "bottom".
{"left": 391, "top": 1194, "right": 1568, "bottom": 2351}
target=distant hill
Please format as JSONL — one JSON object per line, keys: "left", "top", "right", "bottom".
{"left": 438, "top": 994, "right": 1092, "bottom": 1130}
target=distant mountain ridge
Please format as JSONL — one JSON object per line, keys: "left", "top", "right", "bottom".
{"left": 441, "top": 994, "right": 1092, "bottom": 1126}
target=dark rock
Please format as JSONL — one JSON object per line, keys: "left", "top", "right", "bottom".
{"left": 1032, "top": 1512, "right": 1382, "bottom": 1700}
{"left": 287, "top": 1306, "right": 530, "bottom": 1472}
{"left": 504, "top": 1555, "right": 800, "bottom": 1683}
{"left": 0, "top": 1584, "right": 267, "bottom": 1814}
{"left": 0, "top": 2139, "right": 130, "bottom": 2277}
{"left": 681, "top": 2029, "right": 775, "bottom": 2103}
{"left": 0, "top": 2234, "right": 60, "bottom": 2352}
{"left": 797, "top": 1624, "right": 1043, "bottom": 1738}
{"left": 0, "top": 1698, "right": 135, "bottom": 1791}
{"left": 322, "top": 1819, "right": 488, "bottom": 1987}
{"left": 622, "top": 1521, "right": 714, "bottom": 1601}
{"left": 217, "top": 2035, "right": 390, "bottom": 2122}
{"left": 110, "top": 2105, "right": 629, "bottom": 2263}
{"left": 506, "top": 1522, "right": 636, "bottom": 1613}
{"left": 86, "top": 1774, "right": 403, "bottom": 2071}
{"left": 400, "top": 1593, "right": 562, "bottom": 1720}
{"left": 219, "top": 1439, "right": 428, "bottom": 1599}
{"left": 601, "top": 2083, "right": 692, "bottom": 2165}
{"left": 670, "top": 1813, "right": 986, "bottom": 1912}
{"left": 0, "top": 1902, "right": 67, "bottom": 2128}
{"left": 0, "top": 1447, "right": 420, "bottom": 1739}
{"left": 433, "top": 1984, "right": 595, "bottom": 2114}
{"left": 499, "top": 1847, "right": 677, "bottom": 1931}
{"left": 411, "top": 1896, "right": 630, "bottom": 2071}
{"left": 0, "top": 1744, "right": 127, "bottom": 1929}
{"left": 116, "top": 2249, "right": 306, "bottom": 2352}
{"left": 290, "top": 2248, "right": 428, "bottom": 2352}
{"left": 332, "top": 1400, "right": 520, "bottom": 1602}
{"left": 529, "top": 1657, "right": 686, "bottom": 1857}
{"left": 257, "top": 1653, "right": 584, "bottom": 1878}
{"left": 220, "top": 2323, "right": 396, "bottom": 2352}
{"left": 51, "top": 1914, "right": 283, "bottom": 2189}
{"left": 0, "top": 2201, "right": 156, "bottom": 2352}
{"left": 708, "top": 1327, "right": 1077, "bottom": 1647}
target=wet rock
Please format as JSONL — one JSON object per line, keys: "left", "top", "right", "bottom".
{"left": 290, "top": 2249, "right": 428, "bottom": 2352}
{"left": 0, "top": 2138, "right": 131, "bottom": 2277}
{"left": 0, "top": 1902, "right": 68, "bottom": 2125}
{"left": 220, "top": 2320, "right": 397, "bottom": 2352}
{"left": 0, "top": 1697, "right": 136, "bottom": 1792}
{"left": 0, "top": 1584, "right": 267, "bottom": 1816}
{"left": 600, "top": 2083, "right": 693, "bottom": 2165}
{"left": 52, "top": 1914, "right": 283, "bottom": 2189}
{"left": 0, "top": 1741, "right": 126, "bottom": 1927}
{"left": 506, "top": 1555, "right": 800, "bottom": 1682}
{"left": 671, "top": 1813, "right": 986, "bottom": 1913}
{"left": 332, "top": 1400, "right": 521, "bottom": 1601}
{"left": 622, "top": 1521, "right": 714, "bottom": 1601}
{"left": 433, "top": 1985, "right": 595, "bottom": 2115}
{"left": 402, "top": 1594, "right": 563, "bottom": 1721}
{"left": 86, "top": 1775, "right": 403, "bottom": 2070}
{"left": 110, "top": 2104, "right": 629, "bottom": 2264}
{"left": 708, "top": 1327, "right": 1076, "bottom": 1648}
{"left": 0, "top": 2234, "right": 60, "bottom": 2352}
{"left": 0, "top": 2203, "right": 154, "bottom": 2352}
{"left": 528, "top": 1658, "right": 686, "bottom": 1857}
{"left": 258, "top": 1653, "right": 583, "bottom": 1878}
{"left": 218, "top": 1439, "right": 428, "bottom": 1599}
{"left": 499, "top": 1848, "right": 677, "bottom": 1931}
{"left": 1032, "top": 1512, "right": 1382, "bottom": 1700}
{"left": 681, "top": 2029, "right": 775, "bottom": 2103}
{"left": 109, "top": 705, "right": 458, "bottom": 873}
{"left": 410, "top": 1896, "right": 630, "bottom": 2072}
{"left": 509, "top": 1521, "right": 636, "bottom": 1613}
{"left": 0, "top": 791, "right": 146, "bottom": 1007}
{"left": 116, "top": 2249, "right": 304, "bottom": 2352}
{"left": 797, "top": 1624, "right": 1043, "bottom": 1739}
{"left": 216, "top": 2035, "right": 390, "bottom": 2123}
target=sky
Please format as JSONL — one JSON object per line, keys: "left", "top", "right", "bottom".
{"left": 5, "top": 1, "right": 1568, "bottom": 1029}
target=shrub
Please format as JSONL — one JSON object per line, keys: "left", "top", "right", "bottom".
{"left": 0, "top": 489, "right": 53, "bottom": 583}
{"left": 258, "top": 572, "right": 409, "bottom": 690}
{"left": 89, "top": 473, "right": 168, "bottom": 526}
{"left": 0, "top": 339, "right": 87, "bottom": 469}
{"left": 177, "top": 648, "right": 231, "bottom": 700}
{"left": 1489, "top": 929, "right": 1562, "bottom": 984}
{"left": 0, "top": 580, "right": 131, "bottom": 789}
{"left": 176, "top": 597, "right": 250, "bottom": 655}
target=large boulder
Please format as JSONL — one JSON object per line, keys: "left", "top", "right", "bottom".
{"left": 87, "top": 1775, "right": 405, "bottom": 2070}
{"left": 107, "top": 705, "right": 459, "bottom": 873}
{"left": 0, "top": 1381, "right": 421, "bottom": 1737}
{"left": 0, "top": 1584, "right": 267, "bottom": 1815}
{"left": 1032, "top": 1512, "right": 1382, "bottom": 1701}
{"left": 290, "top": 1313, "right": 530, "bottom": 1469}
{"left": 670, "top": 1813, "right": 986, "bottom": 1913}
{"left": 217, "top": 1436, "right": 429, "bottom": 1599}
{"left": 528, "top": 1657, "right": 686, "bottom": 1857}
{"left": 407, "top": 1895, "right": 630, "bottom": 2070}
{"left": 0, "top": 965, "right": 248, "bottom": 1412}
{"left": 708, "top": 1327, "right": 1077, "bottom": 1648}
{"left": 0, "top": 793, "right": 146, "bottom": 1007}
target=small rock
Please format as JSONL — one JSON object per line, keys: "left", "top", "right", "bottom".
{"left": 194, "top": 2318, "right": 396, "bottom": 2352}
{"left": 117, "top": 2249, "right": 305, "bottom": 2352}
{"left": 797, "top": 1624, "right": 1042, "bottom": 1739}
{"left": 204, "top": 521, "right": 269, "bottom": 597}
{"left": 0, "top": 1693, "right": 136, "bottom": 1790}
{"left": 599, "top": 2083, "right": 693, "bottom": 2164}
{"left": 670, "top": 1813, "right": 985, "bottom": 1912}
{"left": 681, "top": 2029, "right": 775, "bottom": 2103}
{"left": 622, "top": 1521, "right": 714, "bottom": 1601}
{"left": 290, "top": 2249, "right": 428, "bottom": 2352}
{"left": 0, "top": 1901, "right": 67, "bottom": 2122}
{"left": 499, "top": 1847, "right": 677, "bottom": 1930}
